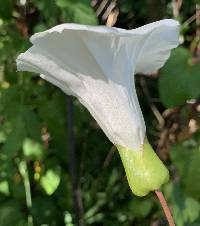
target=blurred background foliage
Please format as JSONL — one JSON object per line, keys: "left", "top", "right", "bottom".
{"left": 0, "top": 0, "right": 200, "bottom": 226}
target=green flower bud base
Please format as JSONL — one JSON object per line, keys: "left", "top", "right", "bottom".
{"left": 117, "top": 139, "right": 169, "bottom": 197}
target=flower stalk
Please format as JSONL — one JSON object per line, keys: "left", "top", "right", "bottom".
{"left": 155, "top": 190, "right": 175, "bottom": 226}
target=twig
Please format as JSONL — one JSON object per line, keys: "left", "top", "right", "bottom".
{"left": 96, "top": 0, "right": 110, "bottom": 16}
{"left": 155, "top": 190, "right": 175, "bottom": 226}
{"left": 106, "top": 8, "right": 119, "bottom": 27}
{"left": 67, "top": 97, "right": 84, "bottom": 226}
{"left": 103, "top": 0, "right": 116, "bottom": 20}
{"left": 196, "top": 4, "right": 200, "bottom": 60}
{"left": 183, "top": 13, "right": 196, "bottom": 26}
{"left": 102, "top": 145, "right": 116, "bottom": 169}
{"left": 172, "top": 0, "right": 183, "bottom": 17}
{"left": 196, "top": 4, "right": 200, "bottom": 35}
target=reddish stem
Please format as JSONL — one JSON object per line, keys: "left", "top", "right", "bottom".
{"left": 155, "top": 190, "right": 175, "bottom": 226}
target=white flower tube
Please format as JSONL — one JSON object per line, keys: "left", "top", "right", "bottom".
{"left": 16, "top": 19, "right": 179, "bottom": 196}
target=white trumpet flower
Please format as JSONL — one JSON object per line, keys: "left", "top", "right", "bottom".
{"left": 16, "top": 19, "right": 179, "bottom": 196}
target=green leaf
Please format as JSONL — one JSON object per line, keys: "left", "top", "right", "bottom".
{"left": 184, "top": 148, "right": 200, "bottom": 199}
{"left": 159, "top": 47, "right": 200, "bottom": 108}
{"left": 0, "top": 86, "right": 21, "bottom": 118}
{"left": 129, "top": 197, "right": 153, "bottom": 217}
{"left": 171, "top": 185, "right": 185, "bottom": 226}
{"left": 31, "top": 197, "right": 59, "bottom": 225}
{"left": 22, "top": 109, "right": 41, "bottom": 141}
{"left": 170, "top": 143, "right": 191, "bottom": 179}
{"left": 32, "top": 0, "right": 58, "bottom": 26}
{"left": 0, "top": 131, "right": 6, "bottom": 143}
{"left": 72, "top": 3, "right": 97, "bottom": 25}
{"left": 0, "top": 180, "right": 9, "bottom": 196}
{"left": 0, "top": 0, "right": 14, "bottom": 20}
{"left": 33, "top": 23, "right": 48, "bottom": 33}
{"left": 169, "top": 185, "right": 200, "bottom": 226}
{"left": 10, "top": 178, "right": 26, "bottom": 200}
{"left": 0, "top": 161, "right": 16, "bottom": 180}
{"left": 2, "top": 115, "right": 26, "bottom": 158}
{"left": 40, "top": 169, "right": 61, "bottom": 195}
{"left": 0, "top": 201, "right": 25, "bottom": 226}
{"left": 171, "top": 142, "right": 200, "bottom": 199}
{"left": 64, "top": 211, "right": 73, "bottom": 226}
{"left": 38, "top": 92, "right": 68, "bottom": 160}
{"left": 56, "top": 0, "right": 97, "bottom": 25}
{"left": 40, "top": 160, "right": 61, "bottom": 195}
{"left": 23, "top": 138, "right": 44, "bottom": 160}
{"left": 183, "top": 197, "right": 200, "bottom": 223}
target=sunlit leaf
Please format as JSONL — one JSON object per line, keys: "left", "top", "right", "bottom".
{"left": 0, "top": 180, "right": 9, "bottom": 196}
{"left": 23, "top": 138, "right": 44, "bottom": 160}
{"left": 40, "top": 160, "right": 61, "bottom": 195}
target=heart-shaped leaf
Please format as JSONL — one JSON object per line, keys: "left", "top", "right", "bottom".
{"left": 159, "top": 47, "right": 200, "bottom": 108}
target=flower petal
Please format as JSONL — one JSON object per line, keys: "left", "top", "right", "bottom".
{"left": 134, "top": 19, "right": 180, "bottom": 74}
{"left": 16, "top": 19, "right": 179, "bottom": 150}
{"left": 16, "top": 46, "right": 83, "bottom": 96}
